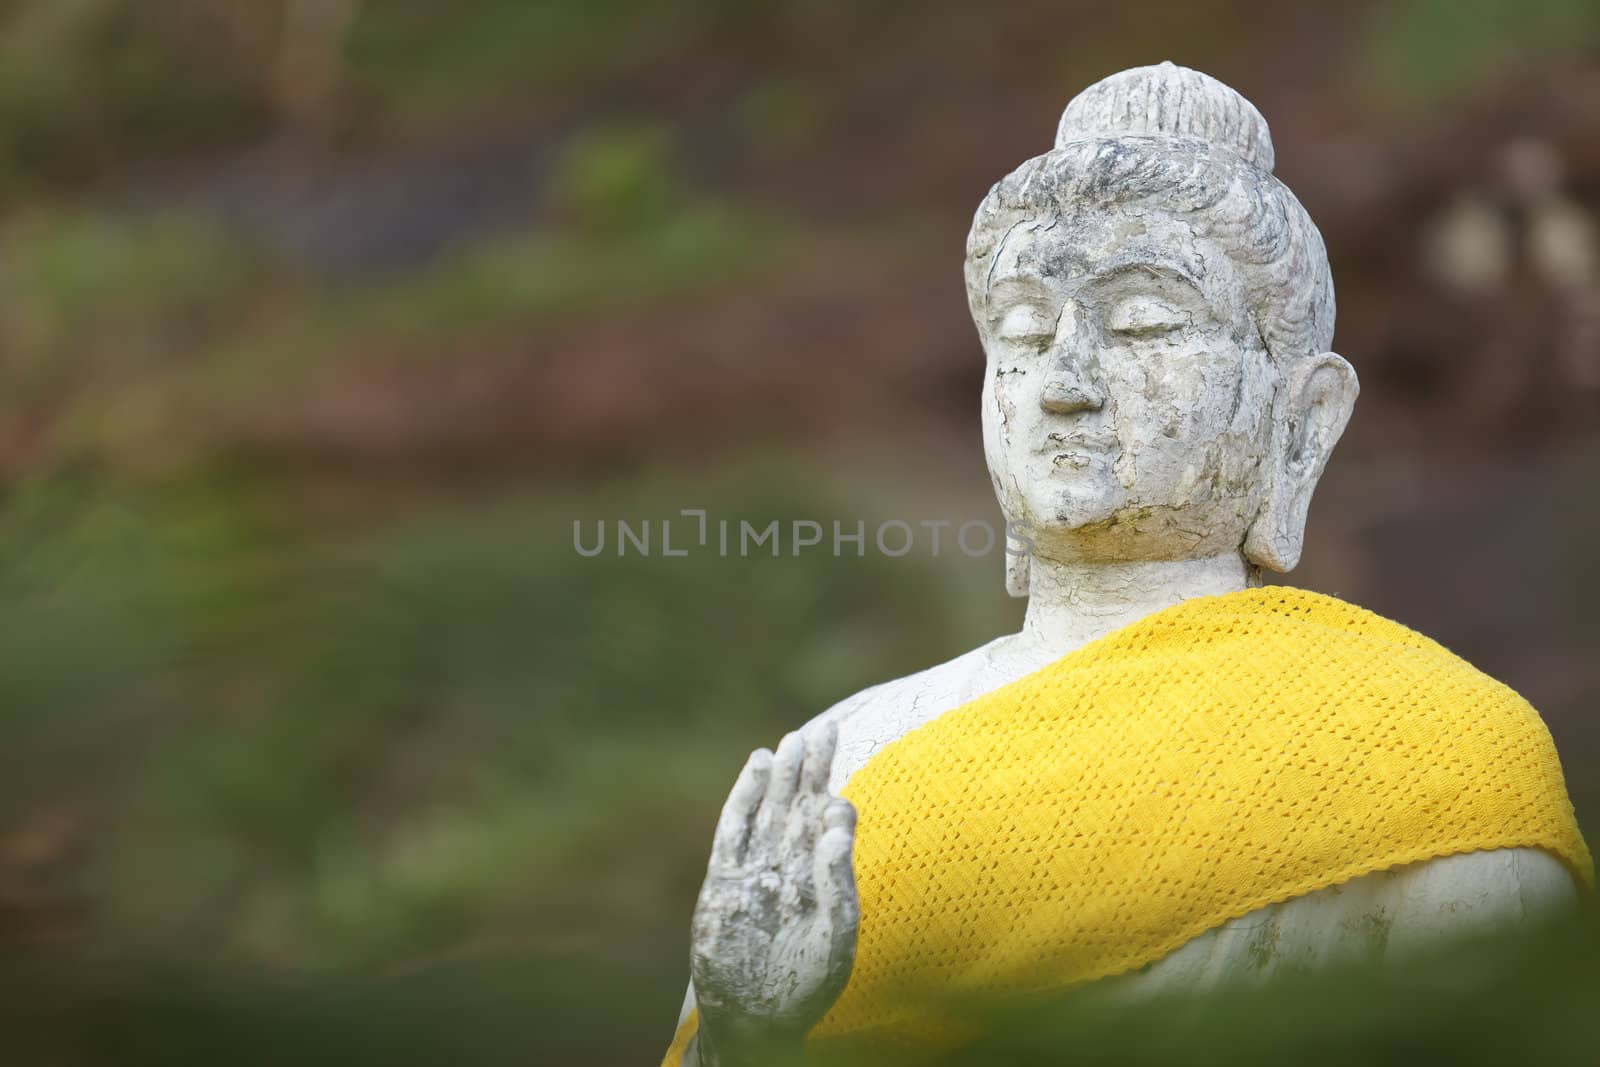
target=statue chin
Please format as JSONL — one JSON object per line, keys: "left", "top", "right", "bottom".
{"left": 995, "top": 456, "right": 1125, "bottom": 534}
{"left": 1015, "top": 476, "right": 1236, "bottom": 563}
{"left": 1030, "top": 482, "right": 1126, "bottom": 536}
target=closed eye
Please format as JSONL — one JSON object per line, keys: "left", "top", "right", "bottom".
{"left": 1106, "top": 296, "right": 1191, "bottom": 337}
{"left": 993, "top": 303, "right": 1058, "bottom": 347}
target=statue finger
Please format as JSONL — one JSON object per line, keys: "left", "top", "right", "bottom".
{"left": 809, "top": 798, "right": 858, "bottom": 895}
{"left": 759, "top": 730, "right": 806, "bottom": 846}
{"left": 799, "top": 721, "right": 838, "bottom": 796}
{"left": 815, "top": 815, "right": 860, "bottom": 944}
{"left": 710, "top": 747, "right": 771, "bottom": 867}
{"left": 823, "top": 796, "right": 856, "bottom": 835}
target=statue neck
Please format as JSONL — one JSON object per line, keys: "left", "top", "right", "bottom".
{"left": 1020, "top": 552, "right": 1255, "bottom": 657}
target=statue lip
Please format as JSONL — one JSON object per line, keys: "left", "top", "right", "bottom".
{"left": 1050, "top": 450, "right": 1103, "bottom": 471}
{"left": 1041, "top": 430, "right": 1117, "bottom": 455}
{"left": 1045, "top": 431, "right": 1116, "bottom": 472}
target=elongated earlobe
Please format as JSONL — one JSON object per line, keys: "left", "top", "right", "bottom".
{"left": 1244, "top": 353, "right": 1359, "bottom": 572}
{"left": 1005, "top": 551, "right": 1030, "bottom": 598}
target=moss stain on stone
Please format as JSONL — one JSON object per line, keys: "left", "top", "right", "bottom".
{"left": 1340, "top": 908, "right": 1394, "bottom": 956}
{"left": 1246, "top": 920, "right": 1281, "bottom": 971}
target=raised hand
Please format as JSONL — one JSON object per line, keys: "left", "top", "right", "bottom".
{"left": 688, "top": 722, "right": 859, "bottom": 1062}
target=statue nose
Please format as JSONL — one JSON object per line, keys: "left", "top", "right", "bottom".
{"left": 1039, "top": 308, "right": 1105, "bottom": 414}
{"left": 1040, "top": 375, "right": 1105, "bottom": 414}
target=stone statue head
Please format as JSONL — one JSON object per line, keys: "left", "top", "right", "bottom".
{"left": 964, "top": 62, "right": 1358, "bottom": 596}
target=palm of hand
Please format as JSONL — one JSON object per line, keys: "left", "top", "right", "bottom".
{"left": 689, "top": 723, "right": 859, "bottom": 1044}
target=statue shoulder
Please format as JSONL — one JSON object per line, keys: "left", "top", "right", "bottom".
{"left": 806, "top": 635, "right": 1024, "bottom": 789}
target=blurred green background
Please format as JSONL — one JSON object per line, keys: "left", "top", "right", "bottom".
{"left": 1, "top": 1, "right": 1598, "bottom": 1063}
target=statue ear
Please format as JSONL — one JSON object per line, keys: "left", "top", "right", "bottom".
{"left": 1244, "top": 353, "right": 1359, "bottom": 572}
{"left": 1005, "top": 550, "right": 1030, "bottom": 598}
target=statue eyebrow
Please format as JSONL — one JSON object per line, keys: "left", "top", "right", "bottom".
{"left": 988, "top": 271, "right": 1051, "bottom": 293}
{"left": 984, "top": 274, "right": 1053, "bottom": 308}
{"left": 1088, "top": 261, "right": 1206, "bottom": 294}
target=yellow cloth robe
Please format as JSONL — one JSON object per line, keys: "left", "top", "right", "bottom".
{"left": 663, "top": 587, "right": 1592, "bottom": 1063}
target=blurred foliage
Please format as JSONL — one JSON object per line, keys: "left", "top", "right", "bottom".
{"left": 1365, "top": 0, "right": 1600, "bottom": 103}
{"left": 546, "top": 123, "right": 682, "bottom": 234}
{"left": 5, "top": 0, "right": 1599, "bottom": 189}
{"left": 0, "top": 0, "right": 273, "bottom": 194}
{"left": 343, "top": 0, "right": 676, "bottom": 121}
{"left": 938, "top": 908, "right": 1600, "bottom": 1067}
{"left": 361, "top": 204, "right": 760, "bottom": 341}
{"left": 0, "top": 133, "right": 768, "bottom": 469}
{"left": 1, "top": 459, "right": 1014, "bottom": 977}
{"left": 342, "top": 0, "right": 872, "bottom": 128}
{"left": 738, "top": 76, "right": 834, "bottom": 159}
{"left": 0, "top": 0, "right": 852, "bottom": 183}
{"left": 3, "top": 900, "right": 1600, "bottom": 1063}
{"left": 0, "top": 212, "right": 266, "bottom": 413}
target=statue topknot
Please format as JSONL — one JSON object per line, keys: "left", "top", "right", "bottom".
{"left": 1055, "top": 61, "right": 1275, "bottom": 174}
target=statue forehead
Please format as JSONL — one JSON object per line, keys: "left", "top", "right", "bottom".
{"left": 985, "top": 208, "right": 1245, "bottom": 312}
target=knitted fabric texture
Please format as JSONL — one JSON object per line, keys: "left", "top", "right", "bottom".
{"left": 664, "top": 587, "right": 1592, "bottom": 1063}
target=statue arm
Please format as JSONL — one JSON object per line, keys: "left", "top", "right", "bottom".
{"left": 1381, "top": 847, "right": 1577, "bottom": 957}
{"left": 1094, "top": 847, "right": 1577, "bottom": 1002}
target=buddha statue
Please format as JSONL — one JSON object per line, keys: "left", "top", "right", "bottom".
{"left": 662, "top": 63, "right": 1591, "bottom": 1067}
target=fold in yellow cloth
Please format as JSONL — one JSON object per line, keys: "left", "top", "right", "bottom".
{"left": 665, "top": 587, "right": 1592, "bottom": 1063}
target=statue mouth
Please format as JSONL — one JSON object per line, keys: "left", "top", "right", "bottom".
{"left": 1051, "top": 450, "right": 1099, "bottom": 471}
{"left": 1042, "top": 431, "right": 1116, "bottom": 469}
